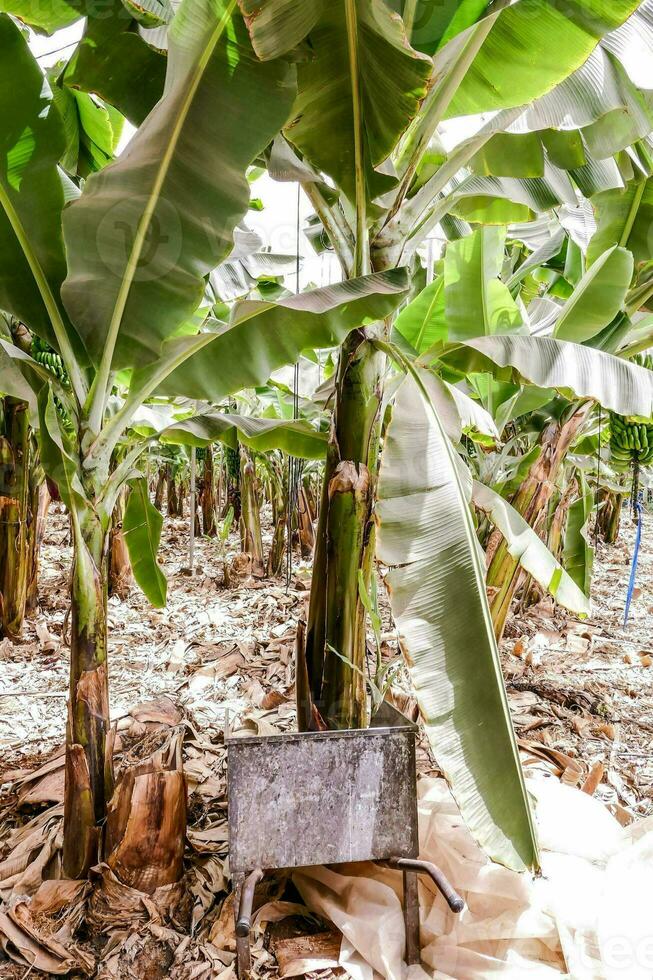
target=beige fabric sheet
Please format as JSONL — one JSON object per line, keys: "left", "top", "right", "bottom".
{"left": 294, "top": 776, "right": 653, "bottom": 980}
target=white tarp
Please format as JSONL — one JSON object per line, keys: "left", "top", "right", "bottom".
{"left": 294, "top": 776, "right": 653, "bottom": 980}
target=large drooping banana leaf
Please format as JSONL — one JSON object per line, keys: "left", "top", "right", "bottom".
{"left": 0, "top": 17, "right": 82, "bottom": 359}
{"left": 123, "top": 478, "right": 167, "bottom": 607}
{"left": 444, "top": 226, "right": 523, "bottom": 341}
{"left": 61, "top": 0, "right": 297, "bottom": 371}
{"left": 442, "top": 335, "right": 653, "bottom": 419}
{"left": 239, "top": 0, "right": 432, "bottom": 205}
{"left": 472, "top": 482, "right": 591, "bottom": 616}
{"left": 133, "top": 270, "right": 409, "bottom": 404}
{"left": 601, "top": 0, "right": 653, "bottom": 89}
{"left": 586, "top": 179, "right": 653, "bottom": 267}
{"left": 376, "top": 369, "right": 539, "bottom": 872}
{"left": 159, "top": 412, "right": 328, "bottom": 458}
{"left": 553, "top": 246, "right": 634, "bottom": 343}
{"left": 443, "top": 0, "right": 643, "bottom": 118}
{"left": 62, "top": 0, "right": 167, "bottom": 126}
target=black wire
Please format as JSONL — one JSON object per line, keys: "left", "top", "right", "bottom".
{"left": 35, "top": 39, "right": 78, "bottom": 60}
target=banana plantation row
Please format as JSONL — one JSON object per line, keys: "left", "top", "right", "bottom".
{"left": 2, "top": 0, "right": 653, "bottom": 888}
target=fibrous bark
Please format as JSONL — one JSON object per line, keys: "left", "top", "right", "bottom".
{"left": 302, "top": 332, "right": 383, "bottom": 730}
{"left": 239, "top": 446, "right": 264, "bottom": 578}
{"left": 486, "top": 404, "right": 592, "bottom": 641}
{"left": 0, "top": 399, "right": 31, "bottom": 638}
{"left": 63, "top": 513, "right": 112, "bottom": 879}
{"left": 201, "top": 446, "right": 217, "bottom": 537}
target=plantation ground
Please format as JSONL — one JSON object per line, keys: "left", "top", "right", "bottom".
{"left": 0, "top": 503, "right": 652, "bottom": 975}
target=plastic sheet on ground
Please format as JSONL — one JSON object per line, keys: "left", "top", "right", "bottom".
{"left": 294, "top": 775, "right": 653, "bottom": 980}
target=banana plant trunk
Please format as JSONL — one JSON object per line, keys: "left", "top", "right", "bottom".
{"left": 301, "top": 331, "right": 383, "bottom": 731}
{"left": 548, "top": 479, "right": 578, "bottom": 560}
{"left": 0, "top": 398, "right": 31, "bottom": 638}
{"left": 298, "top": 482, "right": 315, "bottom": 558}
{"left": 239, "top": 446, "right": 265, "bottom": 577}
{"left": 63, "top": 509, "right": 112, "bottom": 879}
{"left": 268, "top": 462, "right": 287, "bottom": 577}
{"left": 486, "top": 404, "right": 592, "bottom": 640}
{"left": 26, "top": 476, "right": 49, "bottom": 614}
{"left": 166, "top": 464, "right": 178, "bottom": 516}
{"left": 597, "top": 487, "right": 624, "bottom": 544}
{"left": 201, "top": 446, "right": 217, "bottom": 537}
{"left": 154, "top": 467, "right": 167, "bottom": 511}
{"left": 109, "top": 490, "right": 133, "bottom": 599}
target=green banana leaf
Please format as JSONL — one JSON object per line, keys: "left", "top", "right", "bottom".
{"left": 0, "top": 341, "right": 39, "bottom": 413}
{"left": 553, "top": 246, "right": 634, "bottom": 344}
{"left": 442, "top": 336, "right": 653, "bottom": 419}
{"left": 392, "top": 0, "right": 487, "bottom": 56}
{"left": 0, "top": 0, "right": 79, "bottom": 33}
{"left": 136, "top": 269, "right": 409, "bottom": 404}
{"left": 562, "top": 474, "right": 594, "bottom": 597}
{"left": 160, "top": 412, "right": 328, "bottom": 459}
{"left": 37, "top": 386, "right": 88, "bottom": 513}
{"left": 444, "top": 0, "right": 642, "bottom": 118}
{"left": 123, "top": 478, "right": 167, "bottom": 607}
{"left": 587, "top": 179, "right": 653, "bottom": 267}
{"left": 444, "top": 226, "right": 523, "bottom": 341}
{"left": 62, "top": 0, "right": 167, "bottom": 126}
{"left": 49, "top": 74, "right": 123, "bottom": 178}
{"left": 239, "top": 0, "right": 432, "bottom": 205}
{"left": 472, "top": 481, "right": 591, "bottom": 617}
{"left": 0, "top": 17, "right": 82, "bottom": 358}
{"left": 394, "top": 277, "right": 446, "bottom": 355}
{"left": 376, "top": 369, "right": 539, "bottom": 872}
{"left": 61, "top": 0, "right": 297, "bottom": 370}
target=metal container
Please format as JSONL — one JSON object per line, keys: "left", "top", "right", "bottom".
{"left": 226, "top": 703, "right": 463, "bottom": 975}
{"left": 228, "top": 703, "right": 418, "bottom": 874}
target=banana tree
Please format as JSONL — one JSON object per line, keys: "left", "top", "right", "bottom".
{"left": 0, "top": 8, "right": 410, "bottom": 876}
{"left": 236, "top": 0, "right": 651, "bottom": 870}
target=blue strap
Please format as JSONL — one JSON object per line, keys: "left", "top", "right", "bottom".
{"left": 624, "top": 500, "right": 643, "bottom": 627}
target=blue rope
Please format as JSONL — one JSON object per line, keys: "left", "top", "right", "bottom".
{"left": 624, "top": 498, "right": 643, "bottom": 627}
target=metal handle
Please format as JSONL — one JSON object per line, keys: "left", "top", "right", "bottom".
{"left": 388, "top": 857, "right": 464, "bottom": 914}
{"left": 235, "top": 868, "right": 264, "bottom": 938}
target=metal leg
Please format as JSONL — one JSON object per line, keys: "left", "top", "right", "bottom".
{"left": 233, "top": 868, "right": 264, "bottom": 978}
{"left": 403, "top": 869, "right": 421, "bottom": 965}
{"left": 233, "top": 873, "right": 251, "bottom": 978}
{"left": 389, "top": 857, "right": 464, "bottom": 914}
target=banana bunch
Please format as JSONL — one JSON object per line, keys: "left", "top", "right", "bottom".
{"left": 31, "top": 336, "right": 69, "bottom": 386}
{"left": 609, "top": 412, "right": 653, "bottom": 468}
{"left": 225, "top": 445, "right": 240, "bottom": 482}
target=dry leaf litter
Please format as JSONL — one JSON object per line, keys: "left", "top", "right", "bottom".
{"left": 0, "top": 505, "right": 651, "bottom": 978}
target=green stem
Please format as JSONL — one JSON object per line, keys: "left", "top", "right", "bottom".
{"left": 303, "top": 331, "right": 384, "bottom": 729}
{"left": 345, "top": 0, "right": 369, "bottom": 277}
{"left": 388, "top": 7, "right": 504, "bottom": 221}
{"left": 63, "top": 508, "right": 112, "bottom": 879}
{"left": 301, "top": 182, "right": 354, "bottom": 277}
